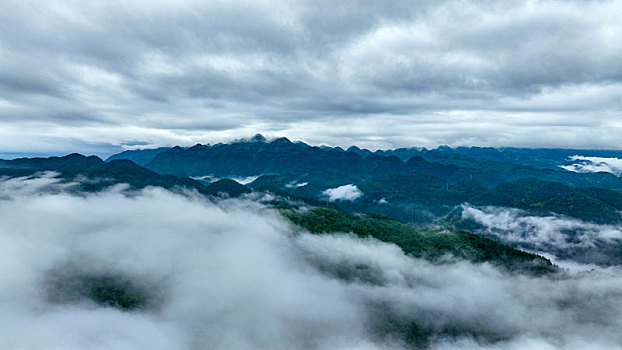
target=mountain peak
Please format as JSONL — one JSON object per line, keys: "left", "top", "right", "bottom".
{"left": 272, "top": 137, "right": 291, "bottom": 144}
{"left": 251, "top": 134, "right": 267, "bottom": 142}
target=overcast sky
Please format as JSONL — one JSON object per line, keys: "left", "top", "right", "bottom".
{"left": 1, "top": 0, "right": 622, "bottom": 157}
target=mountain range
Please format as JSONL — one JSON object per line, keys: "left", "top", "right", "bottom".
{"left": 108, "top": 134, "right": 622, "bottom": 189}
{"left": 4, "top": 135, "right": 622, "bottom": 270}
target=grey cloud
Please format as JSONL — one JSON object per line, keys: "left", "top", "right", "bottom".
{"left": 1, "top": 0, "right": 622, "bottom": 154}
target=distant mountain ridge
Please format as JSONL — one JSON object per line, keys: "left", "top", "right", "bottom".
{"left": 106, "top": 134, "right": 622, "bottom": 190}
{"left": 109, "top": 135, "right": 622, "bottom": 170}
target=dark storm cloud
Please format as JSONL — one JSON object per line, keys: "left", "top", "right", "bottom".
{"left": 1, "top": 0, "right": 622, "bottom": 154}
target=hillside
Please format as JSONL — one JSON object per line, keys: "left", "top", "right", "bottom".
{"left": 474, "top": 178, "right": 622, "bottom": 224}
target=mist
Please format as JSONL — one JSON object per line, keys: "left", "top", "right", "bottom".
{"left": 461, "top": 205, "right": 622, "bottom": 266}
{"left": 2, "top": 176, "right": 622, "bottom": 349}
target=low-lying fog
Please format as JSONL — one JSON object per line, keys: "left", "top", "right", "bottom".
{"left": 560, "top": 156, "right": 622, "bottom": 177}
{"left": 1, "top": 175, "right": 622, "bottom": 349}
{"left": 462, "top": 205, "right": 622, "bottom": 267}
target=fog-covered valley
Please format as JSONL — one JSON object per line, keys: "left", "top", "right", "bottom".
{"left": 461, "top": 205, "right": 622, "bottom": 267}
{"left": 1, "top": 173, "right": 622, "bottom": 350}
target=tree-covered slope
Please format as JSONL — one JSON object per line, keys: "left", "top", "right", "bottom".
{"left": 283, "top": 207, "right": 555, "bottom": 275}
{"left": 357, "top": 172, "right": 485, "bottom": 205}
{"left": 474, "top": 178, "right": 622, "bottom": 224}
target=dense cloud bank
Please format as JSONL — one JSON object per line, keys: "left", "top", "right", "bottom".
{"left": 2, "top": 176, "right": 622, "bottom": 349}
{"left": 560, "top": 156, "right": 622, "bottom": 177}
{"left": 462, "top": 205, "right": 622, "bottom": 266}
{"left": 2, "top": 0, "right": 622, "bottom": 154}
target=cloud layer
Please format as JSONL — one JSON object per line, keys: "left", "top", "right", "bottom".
{"left": 2, "top": 0, "right": 622, "bottom": 155}
{"left": 560, "top": 156, "right": 622, "bottom": 176}
{"left": 462, "top": 205, "right": 622, "bottom": 266}
{"left": 2, "top": 175, "right": 622, "bottom": 349}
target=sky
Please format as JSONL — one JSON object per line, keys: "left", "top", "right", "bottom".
{"left": 1, "top": 0, "right": 622, "bottom": 158}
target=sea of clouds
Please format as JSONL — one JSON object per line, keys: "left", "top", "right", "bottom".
{"left": 1, "top": 175, "right": 622, "bottom": 349}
